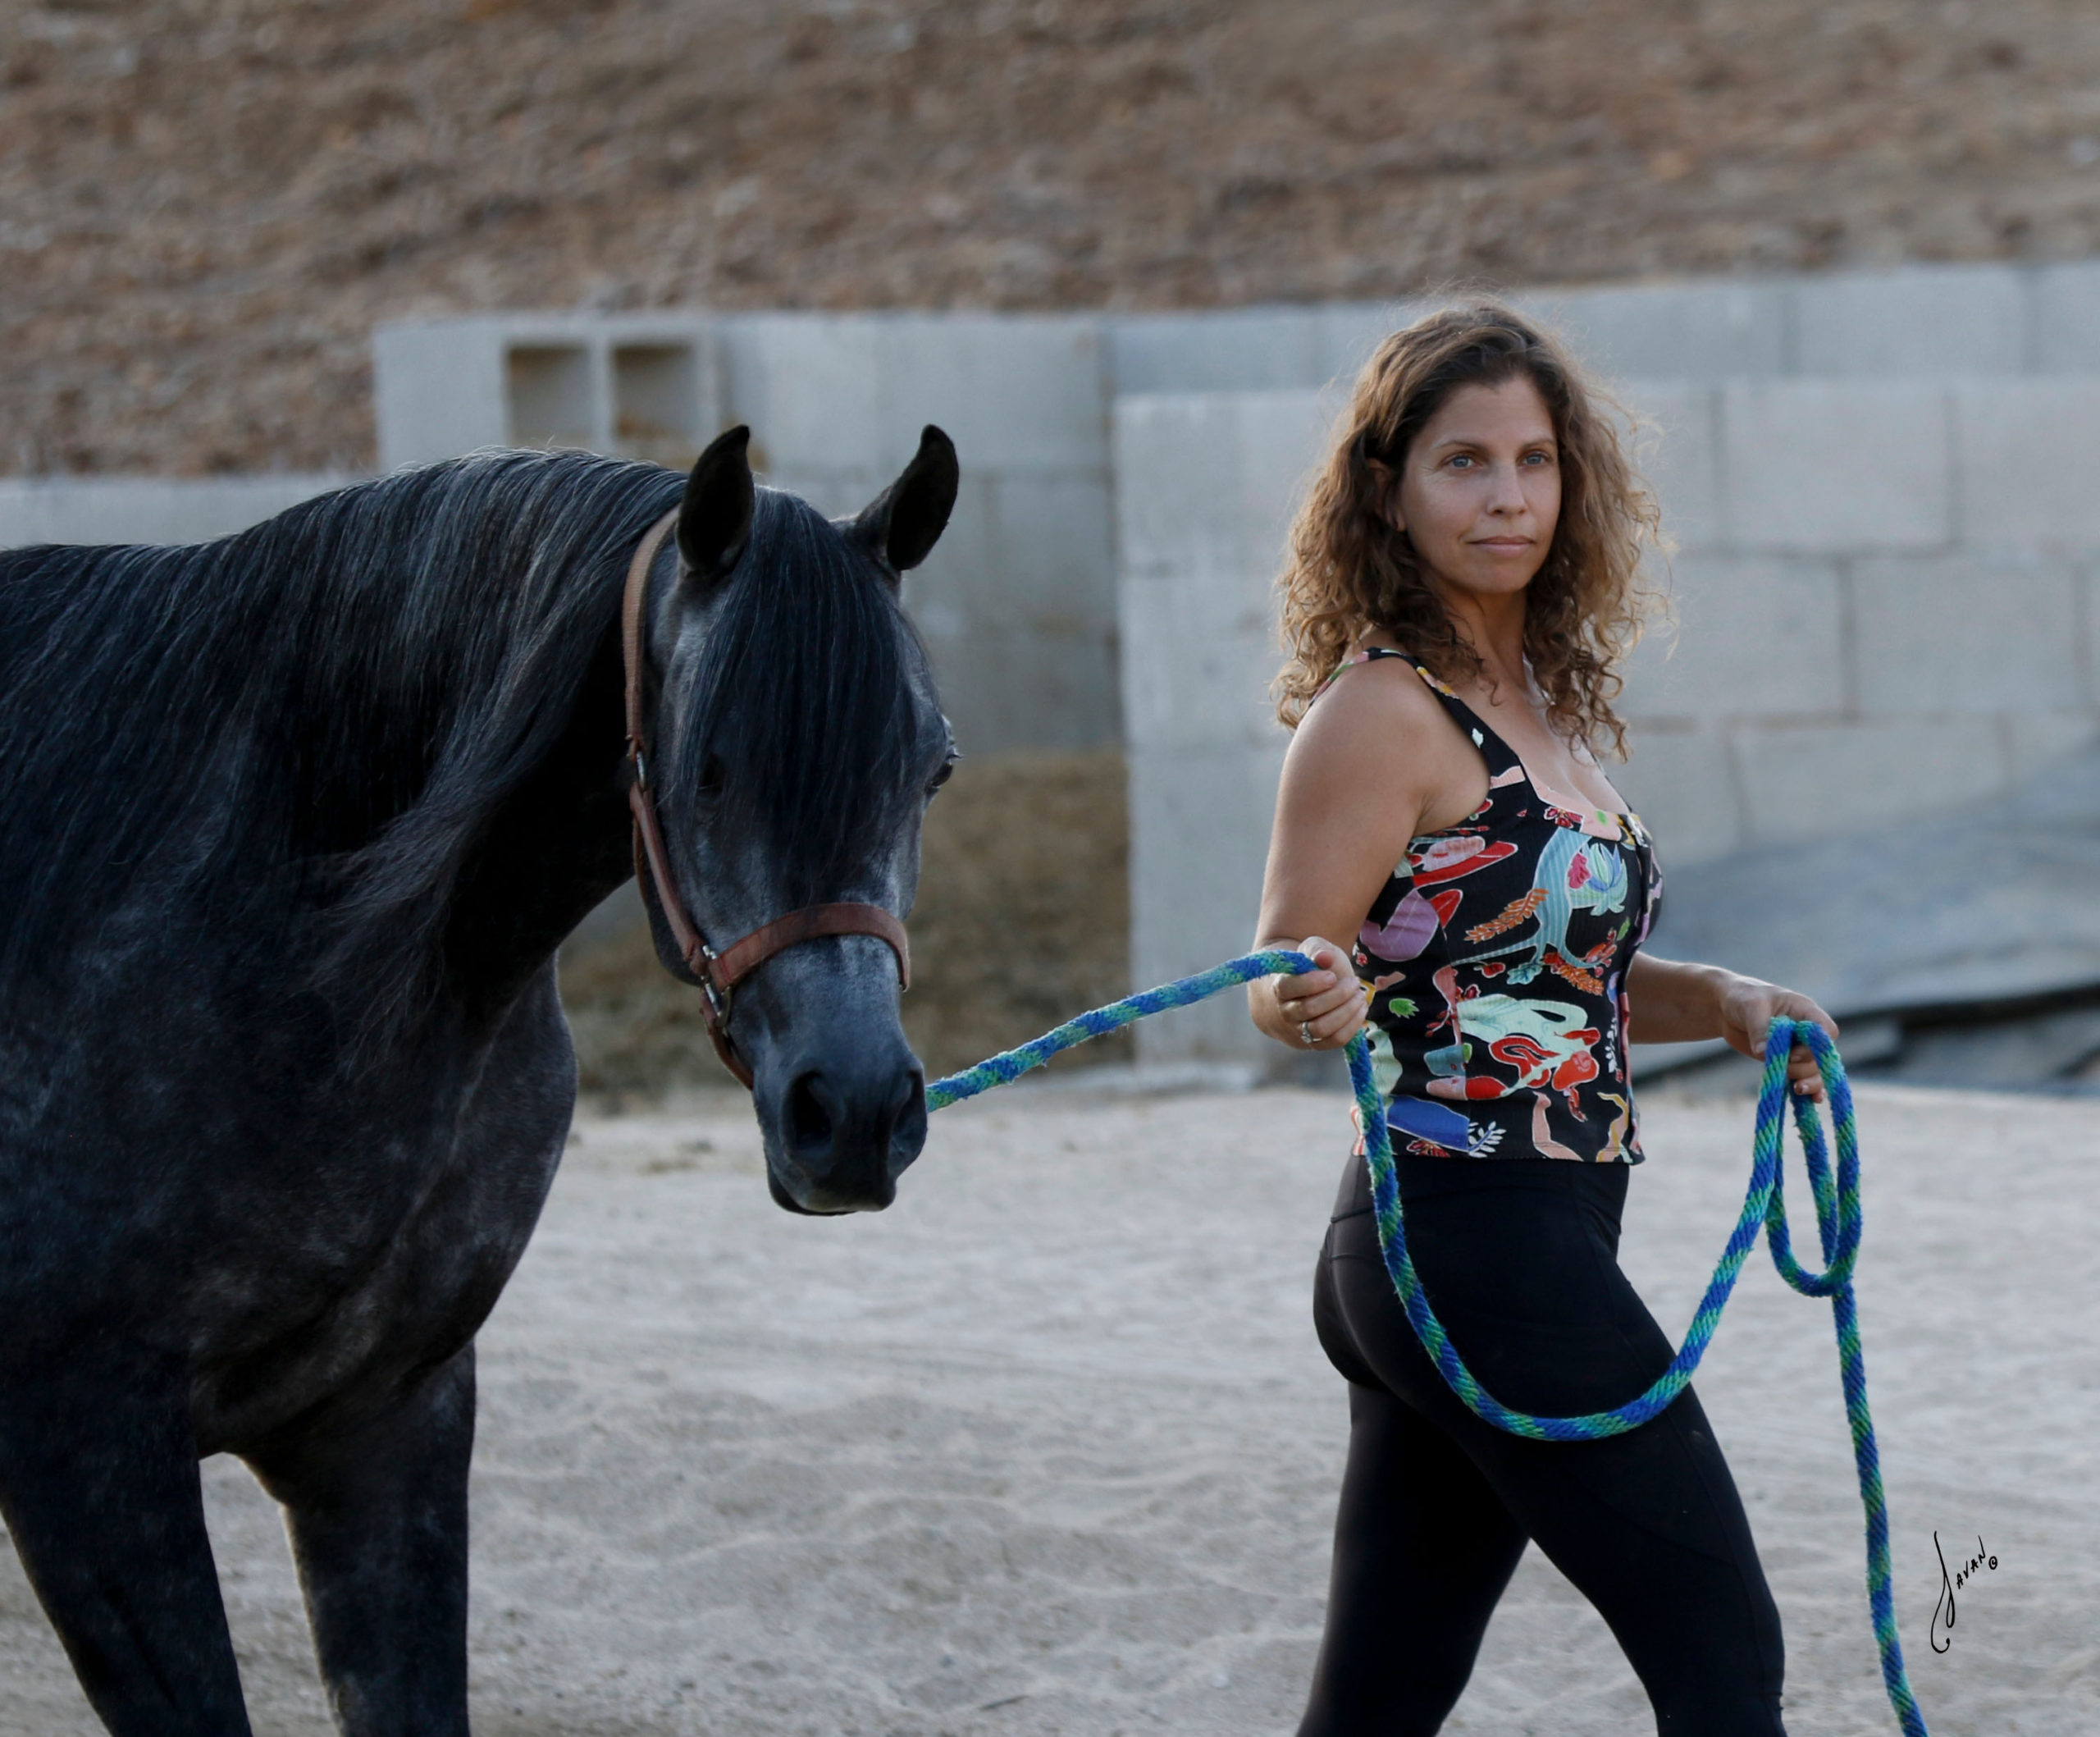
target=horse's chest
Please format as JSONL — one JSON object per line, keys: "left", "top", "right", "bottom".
{"left": 186, "top": 989, "right": 577, "bottom": 1449}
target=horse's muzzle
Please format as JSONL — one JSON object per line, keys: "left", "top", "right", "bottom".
{"left": 762, "top": 1059, "right": 926, "bottom": 1214}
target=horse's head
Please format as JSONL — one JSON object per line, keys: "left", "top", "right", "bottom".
{"left": 632, "top": 424, "right": 957, "bottom": 1214}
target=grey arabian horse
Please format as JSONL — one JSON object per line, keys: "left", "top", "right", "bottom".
{"left": 0, "top": 423, "right": 959, "bottom": 1734}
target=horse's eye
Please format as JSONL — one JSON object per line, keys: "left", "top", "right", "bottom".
{"left": 696, "top": 754, "right": 728, "bottom": 799}
{"left": 927, "top": 753, "right": 957, "bottom": 795}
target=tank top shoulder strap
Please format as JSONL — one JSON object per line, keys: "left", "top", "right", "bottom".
{"left": 1344, "top": 648, "right": 1524, "bottom": 781}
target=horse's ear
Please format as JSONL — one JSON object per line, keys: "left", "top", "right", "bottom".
{"left": 855, "top": 425, "right": 958, "bottom": 577}
{"left": 678, "top": 425, "right": 755, "bottom": 582}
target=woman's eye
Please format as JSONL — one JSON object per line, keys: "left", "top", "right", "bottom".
{"left": 1447, "top": 454, "right": 1475, "bottom": 469}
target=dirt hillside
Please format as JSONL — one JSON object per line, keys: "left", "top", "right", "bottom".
{"left": 7, "top": 0, "right": 2100, "bottom": 475}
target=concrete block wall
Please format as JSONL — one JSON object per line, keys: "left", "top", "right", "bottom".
{"left": 1616, "top": 377, "right": 2100, "bottom": 863}
{"left": 719, "top": 313, "right": 1117, "bottom": 755}
{"left": 366, "top": 258, "right": 2100, "bottom": 766}
{"left": 377, "top": 310, "right": 1118, "bottom": 756}
{"left": 1116, "top": 373, "right": 2100, "bottom": 1063}
{"left": 374, "top": 313, "right": 724, "bottom": 472}
{"left": 1115, "top": 391, "right": 1344, "bottom": 1059}
{"left": 6, "top": 257, "right": 2099, "bottom": 1065}
{"left": 0, "top": 474, "right": 356, "bottom": 548}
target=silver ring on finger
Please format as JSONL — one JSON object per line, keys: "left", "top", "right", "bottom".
{"left": 1298, "top": 1022, "right": 1314, "bottom": 1046}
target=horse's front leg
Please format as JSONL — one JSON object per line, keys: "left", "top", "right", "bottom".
{"left": 245, "top": 1346, "right": 476, "bottom": 1737}
{"left": 0, "top": 1353, "right": 253, "bottom": 1735}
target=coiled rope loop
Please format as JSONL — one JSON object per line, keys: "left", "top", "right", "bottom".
{"left": 924, "top": 948, "right": 1927, "bottom": 1737}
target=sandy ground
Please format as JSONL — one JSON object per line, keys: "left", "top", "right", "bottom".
{"left": 2, "top": 1079, "right": 2093, "bottom": 1735}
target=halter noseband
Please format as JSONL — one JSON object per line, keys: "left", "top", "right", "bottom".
{"left": 619, "top": 507, "right": 911, "bottom": 1090}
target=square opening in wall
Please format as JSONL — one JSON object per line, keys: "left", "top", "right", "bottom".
{"left": 506, "top": 345, "right": 593, "bottom": 450}
{"left": 613, "top": 345, "right": 701, "bottom": 467}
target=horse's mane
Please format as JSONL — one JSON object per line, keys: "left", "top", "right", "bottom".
{"left": 0, "top": 453, "right": 935, "bottom": 1049}
{"left": 673, "top": 487, "right": 933, "bottom": 905}
{"left": 0, "top": 450, "right": 683, "bottom": 1029}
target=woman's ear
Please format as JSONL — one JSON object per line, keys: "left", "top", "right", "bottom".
{"left": 1365, "top": 457, "right": 1404, "bottom": 533}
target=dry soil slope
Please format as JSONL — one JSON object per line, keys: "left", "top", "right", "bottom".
{"left": 6, "top": 0, "right": 2100, "bottom": 474}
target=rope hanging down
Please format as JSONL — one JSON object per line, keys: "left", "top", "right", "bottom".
{"left": 924, "top": 948, "right": 1929, "bottom": 1737}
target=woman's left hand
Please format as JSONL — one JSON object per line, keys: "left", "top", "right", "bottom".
{"left": 1714, "top": 976, "right": 1840, "bottom": 1101}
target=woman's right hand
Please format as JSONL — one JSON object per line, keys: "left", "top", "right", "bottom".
{"left": 1258, "top": 936, "right": 1367, "bottom": 1053}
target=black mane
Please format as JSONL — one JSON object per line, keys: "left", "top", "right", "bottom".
{"left": 0, "top": 450, "right": 682, "bottom": 1022}
{"left": 672, "top": 487, "right": 934, "bottom": 904}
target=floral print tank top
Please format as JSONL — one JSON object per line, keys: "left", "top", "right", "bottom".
{"left": 1341, "top": 649, "right": 1662, "bottom": 1163}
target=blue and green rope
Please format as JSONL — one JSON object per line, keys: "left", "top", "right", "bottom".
{"left": 925, "top": 947, "right": 1929, "bottom": 1737}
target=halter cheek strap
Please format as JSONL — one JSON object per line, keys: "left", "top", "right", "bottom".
{"left": 619, "top": 507, "right": 911, "bottom": 1090}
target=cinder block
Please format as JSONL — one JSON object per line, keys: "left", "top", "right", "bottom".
{"left": 1315, "top": 299, "right": 1435, "bottom": 384}
{"left": 0, "top": 475, "right": 358, "bottom": 548}
{"left": 717, "top": 314, "right": 883, "bottom": 476}
{"left": 600, "top": 322, "right": 721, "bottom": 467}
{"left": 925, "top": 624, "right": 1121, "bottom": 756}
{"left": 1618, "top": 556, "right": 1845, "bottom": 721}
{"left": 897, "top": 473, "right": 998, "bottom": 647}
{"left": 1614, "top": 724, "right": 1746, "bottom": 867}
{"left": 1115, "top": 390, "right": 1333, "bottom": 760}
{"left": 1523, "top": 279, "right": 1789, "bottom": 382}
{"left": 1112, "top": 394, "right": 1253, "bottom": 578}
{"left": 1107, "top": 309, "right": 1326, "bottom": 394}
{"left": 760, "top": 467, "right": 885, "bottom": 522}
{"left": 1129, "top": 740, "right": 1285, "bottom": 1063}
{"left": 1720, "top": 382, "right": 1952, "bottom": 554}
{"left": 984, "top": 474, "right": 1118, "bottom": 624}
{"left": 504, "top": 341, "right": 597, "bottom": 450}
{"left": 1618, "top": 382, "right": 1723, "bottom": 554}
{"left": 1792, "top": 263, "right": 2028, "bottom": 377}
{"left": 377, "top": 313, "right": 719, "bottom": 471}
{"left": 1230, "top": 390, "right": 1347, "bottom": 562}
{"left": 374, "top": 319, "right": 509, "bottom": 468}
{"left": 2008, "top": 711, "right": 2100, "bottom": 784}
{"left": 1952, "top": 380, "right": 2100, "bottom": 550}
{"left": 1852, "top": 554, "right": 2083, "bottom": 714}
{"left": 2088, "top": 558, "right": 2100, "bottom": 700}
{"left": 1119, "top": 568, "right": 1280, "bottom": 753}
{"left": 1730, "top": 717, "right": 2009, "bottom": 847}
{"left": 2029, "top": 259, "right": 2100, "bottom": 372}
{"left": 873, "top": 315, "right": 1107, "bottom": 473}
{"left": 909, "top": 473, "right": 1124, "bottom": 752}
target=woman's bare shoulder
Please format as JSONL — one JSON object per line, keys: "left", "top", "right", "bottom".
{"left": 1286, "top": 655, "right": 1474, "bottom": 800}
{"left": 1296, "top": 656, "right": 1464, "bottom": 753}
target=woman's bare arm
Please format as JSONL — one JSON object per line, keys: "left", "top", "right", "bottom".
{"left": 1626, "top": 951, "right": 1839, "bottom": 1099}
{"left": 1248, "top": 661, "right": 1477, "bottom": 1050}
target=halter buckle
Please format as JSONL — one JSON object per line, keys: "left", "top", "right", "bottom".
{"left": 696, "top": 943, "right": 732, "bottom": 1029}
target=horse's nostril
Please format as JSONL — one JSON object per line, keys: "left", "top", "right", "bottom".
{"left": 787, "top": 1072, "right": 837, "bottom": 1158}
{"left": 886, "top": 1067, "right": 927, "bottom": 1150}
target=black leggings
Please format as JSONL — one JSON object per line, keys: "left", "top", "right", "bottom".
{"left": 1302, "top": 1152, "right": 1787, "bottom": 1736}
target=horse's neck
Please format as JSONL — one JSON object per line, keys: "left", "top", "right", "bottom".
{"left": 439, "top": 612, "right": 635, "bottom": 1017}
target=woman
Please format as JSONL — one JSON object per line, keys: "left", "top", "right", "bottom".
{"left": 1249, "top": 302, "right": 1834, "bottom": 1736}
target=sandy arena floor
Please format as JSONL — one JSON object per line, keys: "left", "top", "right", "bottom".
{"left": 2, "top": 1081, "right": 2093, "bottom": 1735}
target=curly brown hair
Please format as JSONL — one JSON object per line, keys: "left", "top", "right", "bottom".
{"left": 1274, "top": 299, "right": 1660, "bottom": 754}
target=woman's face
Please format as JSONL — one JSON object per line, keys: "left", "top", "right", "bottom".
{"left": 1386, "top": 375, "right": 1561, "bottom": 605}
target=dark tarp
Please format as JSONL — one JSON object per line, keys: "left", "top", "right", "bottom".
{"left": 1646, "top": 745, "right": 2100, "bottom": 1024}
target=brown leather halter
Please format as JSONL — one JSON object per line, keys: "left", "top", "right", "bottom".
{"left": 620, "top": 507, "right": 911, "bottom": 1089}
